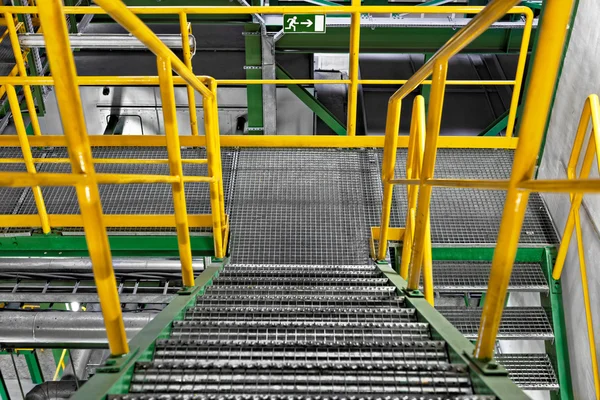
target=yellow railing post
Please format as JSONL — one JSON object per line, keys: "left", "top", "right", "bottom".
{"left": 505, "top": 8, "right": 533, "bottom": 138}
{"left": 4, "top": 12, "right": 41, "bottom": 137}
{"left": 474, "top": 0, "right": 577, "bottom": 361}
{"left": 157, "top": 55, "right": 195, "bottom": 287}
{"left": 6, "top": 84, "right": 50, "bottom": 234}
{"left": 204, "top": 78, "right": 226, "bottom": 259}
{"left": 37, "top": 0, "right": 129, "bottom": 356}
{"left": 407, "top": 60, "right": 447, "bottom": 291}
{"left": 346, "top": 0, "right": 361, "bottom": 136}
{"left": 179, "top": 12, "right": 199, "bottom": 137}
{"left": 551, "top": 95, "right": 600, "bottom": 398}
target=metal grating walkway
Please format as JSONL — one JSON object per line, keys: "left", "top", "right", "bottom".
{"left": 1, "top": 147, "right": 558, "bottom": 258}
{"left": 496, "top": 353, "right": 559, "bottom": 391}
{"left": 437, "top": 307, "right": 554, "bottom": 340}
{"left": 427, "top": 261, "right": 549, "bottom": 293}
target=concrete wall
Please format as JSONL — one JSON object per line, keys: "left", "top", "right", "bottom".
{"left": 538, "top": 0, "right": 600, "bottom": 397}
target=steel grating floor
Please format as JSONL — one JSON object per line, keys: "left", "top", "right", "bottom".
{"left": 0, "top": 147, "right": 558, "bottom": 259}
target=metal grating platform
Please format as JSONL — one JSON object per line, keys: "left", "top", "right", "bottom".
{"left": 437, "top": 307, "right": 554, "bottom": 340}
{"left": 385, "top": 148, "right": 558, "bottom": 246}
{"left": 1, "top": 147, "right": 558, "bottom": 256}
{"left": 496, "top": 354, "right": 559, "bottom": 391}
{"left": 427, "top": 261, "right": 549, "bottom": 293}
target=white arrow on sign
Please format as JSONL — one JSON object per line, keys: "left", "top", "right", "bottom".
{"left": 301, "top": 19, "right": 313, "bottom": 28}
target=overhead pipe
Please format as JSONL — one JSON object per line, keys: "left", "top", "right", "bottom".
{"left": 18, "top": 33, "right": 196, "bottom": 54}
{"left": 0, "top": 257, "right": 205, "bottom": 272}
{"left": 0, "top": 311, "right": 157, "bottom": 346}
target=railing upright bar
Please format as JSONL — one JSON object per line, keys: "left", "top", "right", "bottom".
{"left": 346, "top": 0, "right": 361, "bottom": 136}
{"left": 6, "top": 84, "right": 50, "bottom": 234}
{"left": 157, "top": 55, "right": 195, "bottom": 287}
{"left": 407, "top": 60, "right": 447, "bottom": 291}
{"left": 4, "top": 12, "right": 41, "bottom": 136}
{"left": 505, "top": 9, "right": 533, "bottom": 138}
{"left": 474, "top": 0, "right": 577, "bottom": 360}
{"left": 179, "top": 12, "right": 199, "bottom": 137}
{"left": 37, "top": 0, "right": 128, "bottom": 356}
{"left": 203, "top": 79, "right": 226, "bottom": 259}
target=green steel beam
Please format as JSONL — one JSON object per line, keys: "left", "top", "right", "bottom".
{"left": 535, "top": 0, "right": 580, "bottom": 175}
{"left": 0, "top": 367, "right": 9, "bottom": 400}
{"left": 276, "top": 64, "right": 347, "bottom": 135}
{"left": 0, "top": 235, "right": 215, "bottom": 257}
{"left": 245, "top": 24, "right": 264, "bottom": 135}
{"left": 541, "top": 248, "right": 574, "bottom": 400}
{"left": 276, "top": 27, "right": 532, "bottom": 53}
{"left": 521, "top": 0, "right": 542, "bottom": 10}
{"left": 377, "top": 262, "right": 528, "bottom": 398}
{"left": 478, "top": 103, "right": 524, "bottom": 136}
{"left": 71, "top": 263, "right": 223, "bottom": 400}
{"left": 23, "top": 351, "right": 44, "bottom": 385}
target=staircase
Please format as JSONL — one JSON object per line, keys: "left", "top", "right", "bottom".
{"left": 110, "top": 263, "right": 498, "bottom": 399}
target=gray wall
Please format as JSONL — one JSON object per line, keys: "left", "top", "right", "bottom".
{"left": 538, "top": 0, "right": 600, "bottom": 398}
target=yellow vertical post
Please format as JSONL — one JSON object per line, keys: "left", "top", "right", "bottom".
{"left": 4, "top": 12, "right": 42, "bottom": 137}
{"left": 573, "top": 211, "right": 600, "bottom": 397}
{"left": 179, "top": 13, "right": 199, "bottom": 137}
{"left": 474, "top": 0, "right": 577, "bottom": 360}
{"left": 37, "top": 0, "right": 128, "bottom": 356}
{"left": 553, "top": 96, "right": 600, "bottom": 279}
{"left": 377, "top": 99, "right": 401, "bottom": 260}
{"left": 407, "top": 60, "right": 448, "bottom": 291}
{"left": 346, "top": 0, "right": 361, "bottom": 136}
{"left": 505, "top": 9, "right": 533, "bottom": 138}
{"left": 203, "top": 78, "right": 225, "bottom": 258}
{"left": 6, "top": 85, "right": 50, "bottom": 234}
{"left": 156, "top": 56, "right": 195, "bottom": 287}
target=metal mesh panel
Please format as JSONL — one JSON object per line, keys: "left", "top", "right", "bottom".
{"left": 0, "top": 27, "right": 16, "bottom": 77}
{"left": 496, "top": 353, "right": 559, "bottom": 390}
{"left": 227, "top": 148, "right": 381, "bottom": 265}
{"left": 437, "top": 307, "right": 554, "bottom": 340}
{"left": 384, "top": 148, "right": 559, "bottom": 246}
{"left": 426, "top": 261, "right": 549, "bottom": 293}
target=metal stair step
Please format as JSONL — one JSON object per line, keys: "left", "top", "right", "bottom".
{"left": 169, "top": 321, "right": 432, "bottom": 343}
{"left": 127, "top": 363, "right": 476, "bottom": 397}
{"left": 496, "top": 353, "right": 559, "bottom": 391}
{"left": 437, "top": 307, "right": 554, "bottom": 340}
{"left": 221, "top": 268, "right": 382, "bottom": 278}
{"left": 428, "top": 261, "right": 548, "bottom": 293}
{"left": 213, "top": 276, "right": 390, "bottom": 286}
{"left": 111, "top": 395, "right": 495, "bottom": 400}
{"left": 185, "top": 307, "right": 416, "bottom": 323}
{"left": 153, "top": 340, "right": 450, "bottom": 366}
{"left": 226, "top": 264, "right": 379, "bottom": 272}
{"left": 195, "top": 295, "right": 407, "bottom": 308}
{"left": 204, "top": 285, "right": 396, "bottom": 297}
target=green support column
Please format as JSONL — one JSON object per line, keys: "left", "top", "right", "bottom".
{"left": 244, "top": 24, "right": 264, "bottom": 135}
{"left": 276, "top": 65, "right": 346, "bottom": 135}
{"left": 0, "top": 367, "right": 9, "bottom": 400}
{"left": 23, "top": 351, "right": 44, "bottom": 385}
{"left": 542, "top": 248, "right": 574, "bottom": 400}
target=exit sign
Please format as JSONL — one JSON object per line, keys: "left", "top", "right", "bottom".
{"left": 283, "top": 14, "right": 326, "bottom": 33}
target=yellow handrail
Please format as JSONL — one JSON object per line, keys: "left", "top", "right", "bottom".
{"left": 375, "top": 0, "right": 578, "bottom": 363}
{"left": 552, "top": 94, "right": 600, "bottom": 398}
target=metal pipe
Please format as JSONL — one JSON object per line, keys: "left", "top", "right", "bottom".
{"left": 18, "top": 33, "right": 196, "bottom": 52}
{"left": 0, "top": 312, "right": 156, "bottom": 345}
{"left": 61, "top": 349, "right": 93, "bottom": 381}
{"left": 0, "top": 257, "right": 205, "bottom": 272}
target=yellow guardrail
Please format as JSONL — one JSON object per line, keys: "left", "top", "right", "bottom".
{"left": 375, "top": 0, "right": 581, "bottom": 363}
{"left": 552, "top": 94, "right": 600, "bottom": 398}
{"left": 0, "top": 0, "right": 229, "bottom": 356}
